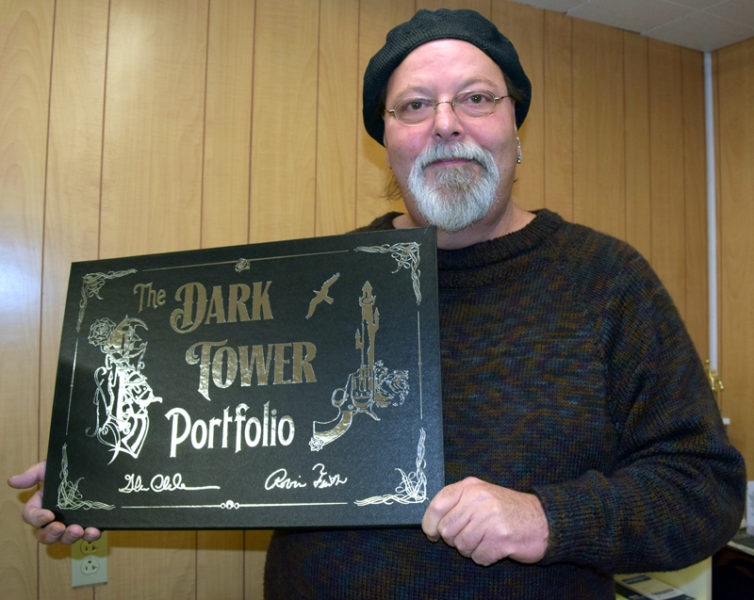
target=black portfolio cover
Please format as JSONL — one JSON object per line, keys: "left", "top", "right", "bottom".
{"left": 42, "top": 227, "right": 443, "bottom": 529}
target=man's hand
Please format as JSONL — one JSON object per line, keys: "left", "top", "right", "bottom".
{"left": 422, "top": 477, "right": 549, "bottom": 566}
{"left": 7, "top": 461, "right": 102, "bottom": 545}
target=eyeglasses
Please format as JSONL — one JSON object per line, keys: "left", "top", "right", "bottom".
{"left": 386, "top": 90, "right": 510, "bottom": 126}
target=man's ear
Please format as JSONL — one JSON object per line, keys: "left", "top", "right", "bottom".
{"left": 382, "top": 116, "right": 391, "bottom": 170}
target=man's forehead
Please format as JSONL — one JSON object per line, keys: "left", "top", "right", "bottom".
{"left": 387, "top": 39, "right": 505, "bottom": 95}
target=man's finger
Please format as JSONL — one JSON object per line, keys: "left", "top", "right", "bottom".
{"left": 21, "top": 489, "right": 55, "bottom": 528}
{"left": 36, "top": 521, "right": 66, "bottom": 545}
{"left": 7, "top": 461, "right": 46, "bottom": 490}
{"left": 82, "top": 527, "right": 103, "bottom": 542}
{"left": 422, "top": 479, "right": 466, "bottom": 540}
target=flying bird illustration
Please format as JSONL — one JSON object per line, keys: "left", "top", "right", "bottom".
{"left": 305, "top": 272, "right": 341, "bottom": 319}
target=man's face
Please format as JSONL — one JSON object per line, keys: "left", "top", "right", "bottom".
{"left": 383, "top": 39, "right": 519, "bottom": 231}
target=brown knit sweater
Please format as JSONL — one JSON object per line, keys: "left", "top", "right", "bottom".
{"left": 263, "top": 209, "right": 745, "bottom": 599}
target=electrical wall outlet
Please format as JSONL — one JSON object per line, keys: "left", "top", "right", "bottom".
{"left": 71, "top": 531, "right": 108, "bottom": 587}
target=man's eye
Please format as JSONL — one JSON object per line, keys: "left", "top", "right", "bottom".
{"left": 461, "top": 92, "right": 493, "bottom": 105}
{"left": 401, "top": 99, "right": 431, "bottom": 112}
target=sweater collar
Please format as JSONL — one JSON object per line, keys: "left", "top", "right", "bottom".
{"left": 435, "top": 209, "right": 563, "bottom": 271}
{"left": 360, "top": 209, "right": 564, "bottom": 287}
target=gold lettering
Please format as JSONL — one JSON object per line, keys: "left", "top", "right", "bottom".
{"left": 205, "top": 285, "right": 227, "bottom": 324}
{"left": 133, "top": 282, "right": 166, "bottom": 312}
{"left": 185, "top": 339, "right": 227, "bottom": 400}
{"left": 273, "top": 343, "right": 291, "bottom": 384}
{"left": 170, "top": 281, "right": 272, "bottom": 333}
{"left": 238, "top": 344, "right": 273, "bottom": 386}
{"left": 171, "top": 282, "right": 207, "bottom": 334}
{"left": 189, "top": 339, "right": 316, "bottom": 401}
{"left": 292, "top": 341, "right": 317, "bottom": 383}
{"left": 251, "top": 281, "right": 273, "bottom": 321}
{"left": 228, "top": 283, "right": 251, "bottom": 322}
{"left": 212, "top": 345, "right": 237, "bottom": 388}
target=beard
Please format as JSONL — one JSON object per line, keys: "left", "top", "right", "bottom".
{"left": 407, "top": 141, "right": 500, "bottom": 232}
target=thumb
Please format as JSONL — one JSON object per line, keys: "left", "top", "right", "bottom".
{"left": 8, "top": 461, "right": 46, "bottom": 490}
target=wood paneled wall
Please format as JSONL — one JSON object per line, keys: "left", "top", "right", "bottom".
{"left": 1, "top": 1, "right": 748, "bottom": 598}
{"left": 716, "top": 36, "right": 754, "bottom": 502}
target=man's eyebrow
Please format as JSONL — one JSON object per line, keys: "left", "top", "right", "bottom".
{"left": 388, "top": 85, "right": 433, "bottom": 101}
{"left": 457, "top": 76, "right": 501, "bottom": 90}
{"left": 389, "top": 76, "right": 504, "bottom": 101}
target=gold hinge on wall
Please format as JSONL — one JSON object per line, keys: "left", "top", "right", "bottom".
{"left": 705, "top": 360, "right": 727, "bottom": 426}
{"left": 705, "top": 359, "right": 725, "bottom": 395}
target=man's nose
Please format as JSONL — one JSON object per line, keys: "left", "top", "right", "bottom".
{"left": 432, "top": 101, "right": 463, "bottom": 141}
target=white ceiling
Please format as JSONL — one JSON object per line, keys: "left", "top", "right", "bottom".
{"left": 508, "top": 0, "right": 754, "bottom": 51}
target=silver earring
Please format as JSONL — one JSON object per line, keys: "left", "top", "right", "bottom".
{"left": 516, "top": 136, "right": 522, "bottom": 164}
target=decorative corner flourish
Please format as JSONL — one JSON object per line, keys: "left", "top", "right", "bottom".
{"left": 77, "top": 269, "right": 137, "bottom": 332}
{"left": 57, "top": 443, "right": 115, "bottom": 511}
{"left": 354, "top": 428, "right": 427, "bottom": 506}
{"left": 355, "top": 243, "right": 422, "bottom": 305}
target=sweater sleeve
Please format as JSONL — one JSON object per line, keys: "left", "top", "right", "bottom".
{"left": 533, "top": 246, "right": 745, "bottom": 573}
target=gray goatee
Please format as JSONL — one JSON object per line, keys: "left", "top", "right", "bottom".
{"left": 407, "top": 141, "right": 499, "bottom": 232}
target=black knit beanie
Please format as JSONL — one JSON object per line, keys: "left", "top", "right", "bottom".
{"left": 363, "top": 8, "right": 531, "bottom": 146}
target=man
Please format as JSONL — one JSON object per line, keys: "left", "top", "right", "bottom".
{"left": 9, "top": 9, "right": 746, "bottom": 599}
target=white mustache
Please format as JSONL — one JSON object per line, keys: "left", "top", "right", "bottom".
{"left": 416, "top": 142, "right": 495, "bottom": 173}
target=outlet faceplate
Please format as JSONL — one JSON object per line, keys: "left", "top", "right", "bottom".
{"left": 71, "top": 531, "right": 108, "bottom": 587}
